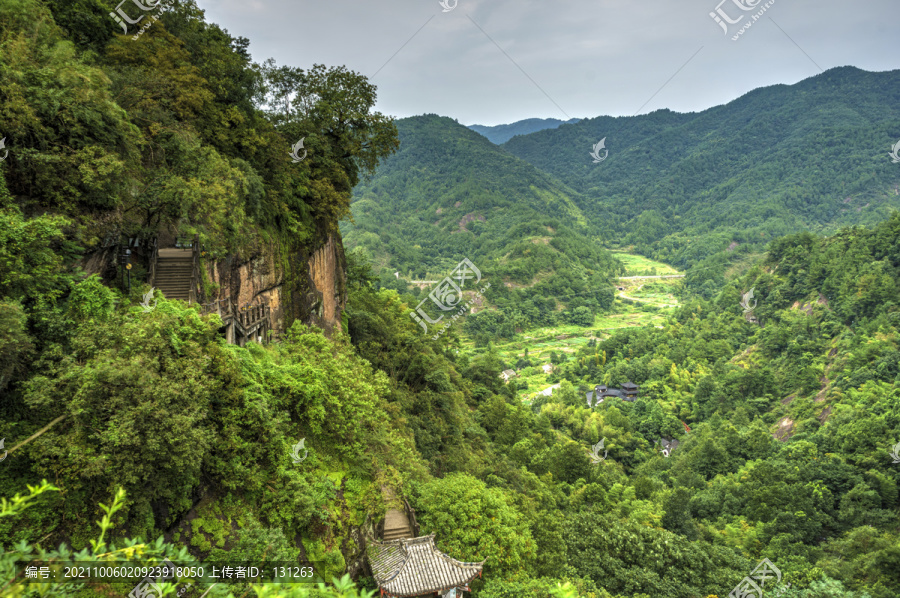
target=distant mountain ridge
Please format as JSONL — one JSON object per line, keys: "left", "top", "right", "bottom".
{"left": 347, "top": 66, "right": 900, "bottom": 299}
{"left": 501, "top": 66, "right": 900, "bottom": 269}
{"left": 468, "top": 117, "right": 581, "bottom": 144}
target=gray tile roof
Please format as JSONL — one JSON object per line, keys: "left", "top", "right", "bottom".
{"left": 367, "top": 534, "right": 485, "bottom": 597}
{"left": 586, "top": 388, "right": 626, "bottom": 407}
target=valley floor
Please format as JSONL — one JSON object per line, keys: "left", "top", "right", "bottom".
{"left": 462, "top": 252, "right": 683, "bottom": 402}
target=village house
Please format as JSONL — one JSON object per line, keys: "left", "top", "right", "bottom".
{"left": 585, "top": 381, "right": 640, "bottom": 408}
{"left": 535, "top": 383, "right": 560, "bottom": 398}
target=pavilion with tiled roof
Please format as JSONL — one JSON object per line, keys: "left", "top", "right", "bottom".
{"left": 367, "top": 534, "right": 485, "bottom": 597}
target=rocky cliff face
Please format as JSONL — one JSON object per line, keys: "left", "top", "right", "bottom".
{"left": 84, "top": 230, "right": 347, "bottom": 338}
{"left": 203, "top": 233, "right": 347, "bottom": 338}
{"left": 304, "top": 234, "right": 347, "bottom": 336}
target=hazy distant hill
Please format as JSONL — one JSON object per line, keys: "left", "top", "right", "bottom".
{"left": 468, "top": 117, "right": 581, "bottom": 144}
{"left": 502, "top": 66, "right": 900, "bottom": 269}
{"left": 343, "top": 114, "right": 621, "bottom": 310}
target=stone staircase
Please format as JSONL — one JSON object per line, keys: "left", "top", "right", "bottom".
{"left": 383, "top": 508, "right": 414, "bottom": 542}
{"left": 154, "top": 247, "right": 193, "bottom": 301}
{"left": 381, "top": 487, "right": 414, "bottom": 542}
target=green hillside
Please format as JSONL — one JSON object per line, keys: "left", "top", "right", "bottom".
{"left": 342, "top": 115, "right": 623, "bottom": 334}
{"left": 1, "top": 1, "right": 899, "bottom": 598}
{"left": 503, "top": 67, "right": 900, "bottom": 270}
{"left": 348, "top": 208, "right": 900, "bottom": 598}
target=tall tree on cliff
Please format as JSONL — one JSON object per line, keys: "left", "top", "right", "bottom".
{"left": 256, "top": 60, "right": 399, "bottom": 233}
{"left": 3, "top": 0, "right": 398, "bottom": 255}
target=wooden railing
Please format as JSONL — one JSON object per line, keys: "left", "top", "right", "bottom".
{"left": 403, "top": 497, "right": 420, "bottom": 537}
{"left": 199, "top": 297, "right": 232, "bottom": 319}
{"left": 199, "top": 297, "right": 271, "bottom": 346}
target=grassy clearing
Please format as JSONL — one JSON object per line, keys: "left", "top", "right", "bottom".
{"left": 724, "top": 252, "right": 767, "bottom": 279}
{"left": 611, "top": 251, "right": 681, "bottom": 276}
{"left": 492, "top": 315, "right": 669, "bottom": 402}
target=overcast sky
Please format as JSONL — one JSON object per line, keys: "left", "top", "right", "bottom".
{"left": 197, "top": 0, "right": 897, "bottom": 126}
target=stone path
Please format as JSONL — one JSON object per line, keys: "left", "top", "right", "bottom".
{"left": 381, "top": 487, "right": 413, "bottom": 542}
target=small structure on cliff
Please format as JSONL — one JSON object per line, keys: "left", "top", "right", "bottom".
{"left": 199, "top": 297, "right": 272, "bottom": 347}
{"left": 138, "top": 230, "right": 347, "bottom": 343}
{"left": 367, "top": 534, "right": 484, "bottom": 598}
{"left": 144, "top": 235, "right": 278, "bottom": 346}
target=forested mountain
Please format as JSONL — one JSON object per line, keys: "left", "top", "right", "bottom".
{"left": 502, "top": 67, "right": 900, "bottom": 271}
{"left": 0, "top": 0, "right": 403, "bottom": 595}
{"left": 343, "top": 199, "right": 900, "bottom": 598}
{"left": 468, "top": 118, "right": 581, "bottom": 144}
{"left": 1, "top": 0, "right": 397, "bottom": 333}
{"left": 1, "top": 1, "right": 899, "bottom": 597}
{"left": 349, "top": 68, "right": 900, "bottom": 305}
{"left": 342, "top": 115, "right": 622, "bottom": 327}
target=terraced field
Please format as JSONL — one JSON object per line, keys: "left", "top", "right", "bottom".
{"left": 610, "top": 250, "right": 681, "bottom": 276}
{"left": 462, "top": 252, "right": 684, "bottom": 401}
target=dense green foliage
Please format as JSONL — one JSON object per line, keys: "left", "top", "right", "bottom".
{"left": 516, "top": 214, "right": 900, "bottom": 596}
{"left": 0, "top": 0, "right": 396, "bottom": 259}
{"left": 417, "top": 473, "right": 535, "bottom": 576}
{"left": 343, "top": 115, "right": 622, "bottom": 339}
{"left": 1, "top": 1, "right": 899, "bottom": 597}
{"left": 0, "top": 0, "right": 403, "bottom": 595}
{"left": 345, "top": 207, "right": 900, "bottom": 596}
